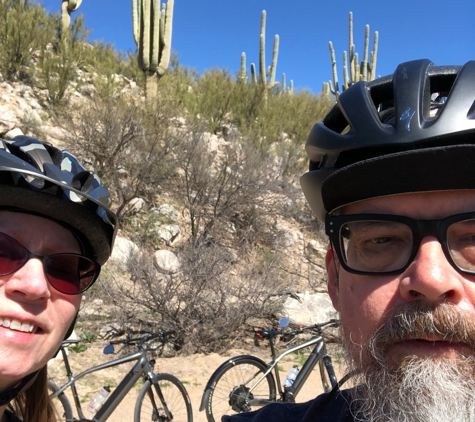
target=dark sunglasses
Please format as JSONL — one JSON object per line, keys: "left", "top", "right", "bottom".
{"left": 326, "top": 211, "right": 475, "bottom": 276}
{"left": 0, "top": 231, "right": 100, "bottom": 295}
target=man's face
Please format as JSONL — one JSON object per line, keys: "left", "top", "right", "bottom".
{"left": 326, "top": 190, "right": 475, "bottom": 421}
{"left": 326, "top": 190, "right": 475, "bottom": 367}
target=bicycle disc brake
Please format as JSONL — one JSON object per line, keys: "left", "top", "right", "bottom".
{"left": 229, "top": 385, "right": 253, "bottom": 413}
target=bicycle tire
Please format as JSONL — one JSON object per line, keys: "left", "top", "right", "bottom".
{"left": 134, "top": 373, "right": 193, "bottom": 422}
{"left": 203, "top": 357, "right": 276, "bottom": 422}
{"left": 48, "top": 380, "right": 74, "bottom": 422}
{"left": 318, "top": 356, "right": 337, "bottom": 393}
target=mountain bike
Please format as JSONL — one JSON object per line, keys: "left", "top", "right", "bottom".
{"left": 199, "top": 318, "right": 339, "bottom": 422}
{"left": 48, "top": 331, "right": 193, "bottom": 422}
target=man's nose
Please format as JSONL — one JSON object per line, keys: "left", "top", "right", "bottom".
{"left": 399, "top": 236, "right": 464, "bottom": 303}
{"left": 4, "top": 258, "right": 51, "bottom": 301}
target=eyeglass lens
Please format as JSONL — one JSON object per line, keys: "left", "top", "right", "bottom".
{"left": 0, "top": 232, "right": 98, "bottom": 294}
{"left": 340, "top": 218, "right": 475, "bottom": 274}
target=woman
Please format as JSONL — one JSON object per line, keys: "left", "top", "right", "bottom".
{"left": 0, "top": 136, "right": 117, "bottom": 421}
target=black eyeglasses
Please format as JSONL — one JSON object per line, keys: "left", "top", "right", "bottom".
{"left": 326, "top": 212, "right": 475, "bottom": 276}
{"left": 0, "top": 232, "right": 100, "bottom": 295}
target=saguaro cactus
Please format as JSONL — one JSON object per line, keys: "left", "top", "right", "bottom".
{"left": 326, "top": 12, "right": 379, "bottom": 97}
{"left": 132, "top": 0, "right": 174, "bottom": 99}
{"left": 61, "top": 0, "right": 82, "bottom": 40}
{"left": 256, "top": 10, "right": 279, "bottom": 89}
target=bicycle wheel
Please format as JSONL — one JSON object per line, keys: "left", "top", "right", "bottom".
{"left": 134, "top": 373, "right": 192, "bottom": 422}
{"left": 203, "top": 357, "right": 276, "bottom": 422}
{"left": 318, "top": 356, "right": 337, "bottom": 393}
{"left": 48, "top": 380, "right": 74, "bottom": 422}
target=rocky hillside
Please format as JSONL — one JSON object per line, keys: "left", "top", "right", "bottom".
{"left": 0, "top": 69, "right": 336, "bottom": 354}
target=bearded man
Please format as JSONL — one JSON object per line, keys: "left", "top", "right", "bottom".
{"left": 224, "top": 59, "right": 475, "bottom": 421}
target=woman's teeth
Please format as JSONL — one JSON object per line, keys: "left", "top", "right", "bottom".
{"left": 0, "top": 318, "right": 36, "bottom": 333}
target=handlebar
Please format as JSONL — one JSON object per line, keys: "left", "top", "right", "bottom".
{"left": 254, "top": 319, "right": 339, "bottom": 340}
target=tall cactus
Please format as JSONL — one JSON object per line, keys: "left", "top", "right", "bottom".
{"left": 326, "top": 12, "right": 379, "bottom": 97}
{"left": 256, "top": 10, "right": 279, "bottom": 89}
{"left": 132, "top": 0, "right": 174, "bottom": 99}
{"left": 61, "top": 0, "right": 82, "bottom": 40}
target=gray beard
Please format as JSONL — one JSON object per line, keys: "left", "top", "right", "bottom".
{"left": 342, "top": 302, "right": 475, "bottom": 422}
{"left": 351, "top": 355, "right": 475, "bottom": 422}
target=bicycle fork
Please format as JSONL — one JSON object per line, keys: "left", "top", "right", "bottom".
{"left": 148, "top": 371, "right": 174, "bottom": 421}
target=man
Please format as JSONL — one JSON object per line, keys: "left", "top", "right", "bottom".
{"left": 224, "top": 59, "right": 475, "bottom": 421}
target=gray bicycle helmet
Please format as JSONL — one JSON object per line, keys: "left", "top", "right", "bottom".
{"left": 0, "top": 136, "right": 117, "bottom": 264}
{"left": 301, "top": 59, "right": 475, "bottom": 221}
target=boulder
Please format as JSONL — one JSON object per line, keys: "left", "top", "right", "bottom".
{"left": 109, "top": 236, "right": 141, "bottom": 271}
{"left": 281, "top": 292, "right": 338, "bottom": 326}
{"left": 154, "top": 250, "right": 180, "bottom": 274}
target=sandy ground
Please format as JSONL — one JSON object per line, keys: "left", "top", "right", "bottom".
{"left": 48, "top": 341, "right": 344, "bottom": 422}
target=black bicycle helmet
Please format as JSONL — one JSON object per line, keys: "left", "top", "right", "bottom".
{"left": 0, "top": 136, "right": 117, "bottom": 264}
{"left": 301, "top": 59, "right": 475, "bottom": 221}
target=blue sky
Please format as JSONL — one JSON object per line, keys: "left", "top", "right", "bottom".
{"left": 40, "top": 0, "right": 475, "bottom": 94}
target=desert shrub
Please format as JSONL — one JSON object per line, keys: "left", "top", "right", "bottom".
{"left": 186, "top": 68, "right": 237, "bottom": 134}
{"left": 35, "top": 14, "right": 91, "bottom": 106}
{"left": 62, "top": 93, "right": 180, "bottom": 218}
{"left": 0, "top": 0, "right": 55, "bottom": 80}
{"left": 108, "top": 241, "right": 290, "bottom": 354}
{"left": 172, "top": 127, "right": 282, "bottom": 248}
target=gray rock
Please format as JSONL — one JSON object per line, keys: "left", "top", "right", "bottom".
{"left": 154, "top": 250, "right": 180, "bottom": 274}
{"left": 128, "top": 197, "right": 146, "bottom": 213}
{"left": 152, "top": 204, "right": 179, "bottom": 222}
{"left": 281, "top": 292, "right": 337, "bottom": 326}
{"left": 4, "top": 128, "right": 23, "bottom": 139}
{"left": 155, "top": 224, "right": 181, "bottom": 245}
{"left": 109, "top": 236, "right": 141, "bottom": 271}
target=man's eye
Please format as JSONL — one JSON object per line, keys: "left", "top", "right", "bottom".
{"left": 372, "top": 237, "right": 392, "bottom": 244}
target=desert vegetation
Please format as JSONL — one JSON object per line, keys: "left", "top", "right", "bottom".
{"left": 1, "top": 0, "right": 339, "bottom": 354}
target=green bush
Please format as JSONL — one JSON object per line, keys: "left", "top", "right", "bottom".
{"left": 0, "top": 0, "right": 55, "bottom": 80}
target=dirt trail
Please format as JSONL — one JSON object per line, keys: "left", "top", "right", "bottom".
{"left": 48, "top": 343, "right": 344, "bottom": 422}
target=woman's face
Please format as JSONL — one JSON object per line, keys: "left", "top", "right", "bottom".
{"left": 0, "top": 211, "right": 82, "bottom": 391}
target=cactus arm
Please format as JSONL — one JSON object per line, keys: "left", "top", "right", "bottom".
{"left": 370, "top": 31, "right": 379, "bottom": 80}
{"left": 267, "top": 34, "right": 278, "bottom": 88}
{"left": 329, "top": 41, "right": 339, "bottom": 94}
{"left": 348, "top": 13, "right": 354, "bottom": 67}
{"left": 343, "top": 51, "right": 349, "bottom": 91}
{"left": 282, "top": 73, "right": 286, "bottom": 92}
{"left": 141, "top": 0, "right": 151, "bottom": 71}
{"left": 362, "top": 24, "right": 369, "bottom": 80}
{"left": 259, "top": 10, "right": 266, "bottom": 85}
{"left": 289, "top": 80, "right": 293, "bottom": 95}
{"left": 157, "top": 0, "right": 173, "bottom": 76}
{"left": 132, "top": 0, "right": 140, "bottom": 46}
{"left": 240, "top": 52, "right": 247, "bottom": 82}
{"left": 354, "top": 52, "right": 359, "bottom": 82}
{"left": 251, "top": 63, "right": 257, "bottom": 85}
{"left": 61, "top": 1, "right": 70, "bottom": 32}
{"left": 66, "top": 0, "right": 81, "bottom": 12}
{"left": 149, "top": 0, "right": 160, "bottom": 72}
{"left": 61, "top": 0, "right": 82, "bottom": 37}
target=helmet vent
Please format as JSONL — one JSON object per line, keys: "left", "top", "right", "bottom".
{"left": 467, "top": 100, "right": 475, "bottom": 120}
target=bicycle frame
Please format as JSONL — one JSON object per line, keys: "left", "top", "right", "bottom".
{"left": 243, "top": 334, "right": 335, "bottom": 406}
{"left": 50, "top": 345, "right": 171, "bottom": 422}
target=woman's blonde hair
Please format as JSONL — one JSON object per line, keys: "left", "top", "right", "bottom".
{"left": 10, "top": 366, "right": 56, "bottom": 422}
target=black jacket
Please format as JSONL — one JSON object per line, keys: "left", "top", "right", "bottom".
{"left": 222, "top": 389, "right": 354, "bottom": 422}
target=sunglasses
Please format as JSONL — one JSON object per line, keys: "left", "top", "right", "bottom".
{"left": 0, "top": 231, "right": 100, "bottom": 295}
{"left": 326, "top": 211, "right": 475, "bottom": 276}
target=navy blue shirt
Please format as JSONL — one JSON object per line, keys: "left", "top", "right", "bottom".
{"left": 222, "top": 389, "right": 354, "bottom": 422}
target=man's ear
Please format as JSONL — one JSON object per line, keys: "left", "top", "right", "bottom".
{"left": 325, "top": 243, "right": 341, "bottom": 312}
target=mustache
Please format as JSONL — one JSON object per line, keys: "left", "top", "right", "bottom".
{"left": 368, "top": 301, "right": 475, "bottom": 358}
